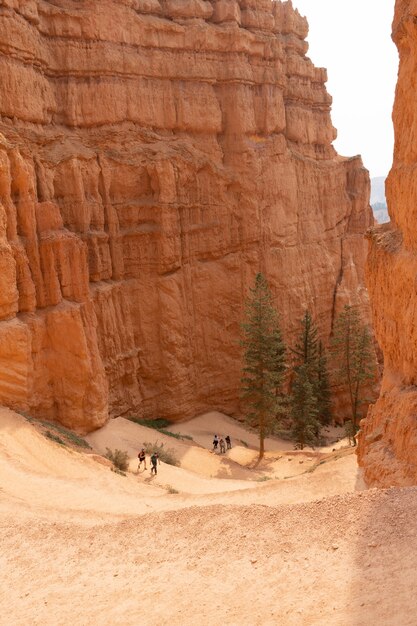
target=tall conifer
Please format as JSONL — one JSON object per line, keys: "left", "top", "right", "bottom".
{"left": 316, "top": 340, "right": 332, "bottom": 425}
{"left": 241, "top": 273, "right": 286, "bottom": 460}
{"left": 330, "top": 305, "right": 376, "bottom": 444}
{"left": 290, "top": 364, "right": 320, "bottom": 449}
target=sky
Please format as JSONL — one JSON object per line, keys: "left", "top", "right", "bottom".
{"left": 292, "top": 0, "right": 398, "bottom": 179}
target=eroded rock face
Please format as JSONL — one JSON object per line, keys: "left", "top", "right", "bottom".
{"left": 0, "top": 0, "right": 373, "bottom": 431}
{"left": 357, "top": 0, "right": 417, "bottom": 486}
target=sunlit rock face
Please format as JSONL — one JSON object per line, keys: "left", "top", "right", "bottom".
{"left": 0, "top": 0, "right": 373, "bottom": 431}
{"left": 357, "top": 0, "right": 417, "bottom": 486}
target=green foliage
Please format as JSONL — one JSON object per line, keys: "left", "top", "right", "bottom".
{"left": 292, "top": 313, "right": 332, "bottom": 422}
{"left": 129, "top": 417, "right": 171, "bottom": 429}
{"left": 292, "top": 310, "right": 319, "bottom": 379}
{"left": 165, "top": 485, "right": 179, "bottom": 494}
{"left": 105, "top": 448, "right": 130, "bottom": 472}
{"left": 111, "top": 467, "right": 127, "bottom": 477}
{"left": 330, "top": 305, "right": 376, "bottom": 441}
{"left": 241, "top": 273, "right": 287, "bottom": 459}
{"left": 344, "top": 420, "right": 358, "bottom": 446}
{"left": 128, "top": 417, "right": 192, "bottom": 441}
{"left": 290, "top": 365, "right": 320, "bottom": 449}
{"left": 158, "top": 429, "right": 193, "bottom": 441}
{"left": 316, "top": 341, "right": 332, "bottom": 425}
{"left": 142, "top": 441, "right": 179, "bottom": 466}
{"left": 28, "top": 416, "right": 91, "bottom": 449}
{"left": 44, "top": 430, "right": 66, "bottom": 446}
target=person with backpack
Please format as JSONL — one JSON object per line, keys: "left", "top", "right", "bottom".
{"left": 137, "top": 448, "right": 147, "bottom": 471}
{"left": 150, "top": 451, "right": 160, "bottom": 475}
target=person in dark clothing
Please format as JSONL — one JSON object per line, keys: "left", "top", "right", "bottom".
{"left": 212, "top": 435, "right": 219, "bottom": 452}
{"left": 137, "top": 448, "right": 147, "bottom": 471}
{"left": 225, "top": 435, "right": 231, "bottom": 450}
{"left": 150, "top": 452, "right": 159, "bottom": 475}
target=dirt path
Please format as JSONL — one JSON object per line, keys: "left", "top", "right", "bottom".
{"left": 1, "top": 408, "right": 415, "bottom": 625}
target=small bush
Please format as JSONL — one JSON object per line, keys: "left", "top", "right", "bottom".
{"left": 256, "top": 476, "right": 272, "bottom": 482}
{"left": 165, "top": 485, "right": 179, "bottom": 494}
{"left": 142, "top": 441, "right": 179, "bottom": 466}
{"left": 240, "top": 440, "right": 249, "bottom": 448}
{"left": 345, "top": 420, "right": 358, "bottom": 446}
{"left": 111, "top": 467, "right": 126, "bottom": 477}
{"left": 128, "top": 417, "right": 192, "bottom": 441}
{"left": 45, "top": 430, "right": 66, "bottom": 446}
{"left": 158, "top": 428, "right": 193, "bottom": 441}
{"left": 105, "top": 448, "right": 130, "bottom": 472}
{"left": 128, "top": 417, "right": 171, "bottom": 430}
{"left": 27, "top": 416, "right": 92, "bottom": 449}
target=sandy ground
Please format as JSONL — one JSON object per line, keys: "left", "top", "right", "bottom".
{"left": 1, "top": 407, "right": 416, "bottom": 625}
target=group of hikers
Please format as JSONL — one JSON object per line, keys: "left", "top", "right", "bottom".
{"left": 137, "top": 433, "right": 232, "bottom": 475}
{"left": 137, "top": 448, "right": 159, "bottom": 475}
{"left": 212, "top": 434, "right": 231, "bottom": 454}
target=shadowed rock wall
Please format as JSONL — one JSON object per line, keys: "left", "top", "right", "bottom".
{"left": 358, "top": 0, "right": 417, "bottom": 486}
{"left": 0, "top": 0, "right": 373, "bottom": 431}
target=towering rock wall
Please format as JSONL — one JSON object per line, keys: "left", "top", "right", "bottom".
{"left": 0, "top": 0, "right": 373, "bottom": 431}
{"left": 358, "top": 0, "right": 417, "bottom": 486}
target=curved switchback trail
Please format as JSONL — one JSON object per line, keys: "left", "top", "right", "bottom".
{"left": 1, "top": 408, "right": 416, "bottom": 625}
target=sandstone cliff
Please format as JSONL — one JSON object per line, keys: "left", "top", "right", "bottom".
{"left": 358, "top": 0, "right": 417, "bottom": 486}
{"left": 0, "top": 0, "right": 373, "bottom": 431}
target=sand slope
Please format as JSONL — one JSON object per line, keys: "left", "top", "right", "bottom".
{"left": 1, "top": 407, "right": 415, "bottom": 625}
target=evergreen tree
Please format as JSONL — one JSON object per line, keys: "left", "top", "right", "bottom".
{"left": 290, "top": 311, "right": 332, "bottom": 439}
{"left": 316, "top": 341, "right": 332, "bottom": 425}
{"left": 290, "top": 364, "right": 320, "bottom": 449}
{"left": 330, "top": 305, "right": 376, "bottom": 445}
{"left": 292, "top": 311, "right": 319, "bottom": 381}
{"left": 241, "top": 273, "right": 286, "bottom": 461}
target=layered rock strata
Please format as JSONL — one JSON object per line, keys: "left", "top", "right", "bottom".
{"left": 358, "top": 0, "right": 417, "bottom": 486}
{"left": 0, "top": 0, "right": 373, "bottom": 431}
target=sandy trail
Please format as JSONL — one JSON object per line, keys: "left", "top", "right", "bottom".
{"left": 1, "top": 407, "right": 415, "bottom": 625}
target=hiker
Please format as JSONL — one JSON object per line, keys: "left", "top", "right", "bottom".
{"left": 219, "top": 438, "right": 226, "bottom": 454}
{"left": 150, "top": 451, "right": 160, "bottom": 475}
{"left": 137, "top": 448, "right": 147, "bottom": 471}
{"left": 213, "top": 435, "right": 219, "bottom": 452}
{"left": 225, "top": 435, "right": 231, "bottom": 450}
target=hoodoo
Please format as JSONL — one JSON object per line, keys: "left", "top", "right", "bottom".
{"left": 0, "top": 0, "right": 373, "bottom": 431}
{"left": 358, "top": 0, "right": 417, "bottom": 487}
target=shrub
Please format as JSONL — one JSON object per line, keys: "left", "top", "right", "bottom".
{"left": 128, "top": 417, "right": 171, "bottom": 430}
{"left": 142, "top": 441, "right": 179, "bottom": 466}
{"left": 25, "top": 415, "right": 91, "bottom": 449}
{"left": 157, "top": 429, "right": 193, "bottom": 441}
{"left": 105, "top": 448, "right": 130, "bottom": 472}
{"left": 128, "top": 417, "right": 192, "bottom": 441}
{"left": 45, "top": 430, "right": 66, "bottom": 446}
{"left": 165, "top": 485, "right": 179, "bottom": 494}
{"left": 111, "top": 467, "right": 126, "bottom": 477}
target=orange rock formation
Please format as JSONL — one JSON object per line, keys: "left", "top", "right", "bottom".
{"left": 358, "top": 0, "right": 417, "bottom": 486}
{"left": 0, "top": 0, "right": 373, "bottom": 431}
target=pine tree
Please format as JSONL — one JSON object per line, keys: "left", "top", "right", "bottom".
{"left": 290, "top": 364, "right": 320, "bottom": 449}
{"left": 292, "top": 311, "right": 319, "bottom": 381}
{"left": 330, "top": 305, "right": 376, "bottom": 445}
{"left": 316, "top": 341, "right": 332, "bottom": 425}
{"left": 290, "top": 311, "right": 331, "bottom": 440}
{"left": 241, "top": 273, "right": 286, "bottom": 461}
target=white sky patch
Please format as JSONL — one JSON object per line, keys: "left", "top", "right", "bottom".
{"left": 292, "top": 0, "right": 398, "bottom": 178}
